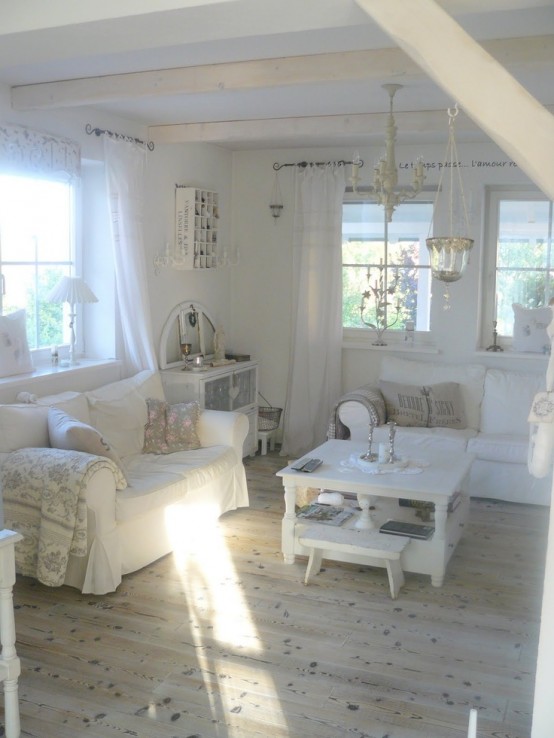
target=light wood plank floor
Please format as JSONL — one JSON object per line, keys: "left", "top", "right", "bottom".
{"left": 9, "top": 450, "right": 548, "bottom": 738}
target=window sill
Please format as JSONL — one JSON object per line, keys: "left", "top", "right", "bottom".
{"left": 343, "top": 330, "right": 438, "bottom": 354}
{"left": 0, "top": 359, "right": 122, "bottom": 402}
{"left": 474, "top": 349, "right": 549, "bottom": 360}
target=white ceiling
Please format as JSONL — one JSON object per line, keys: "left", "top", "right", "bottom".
{"left": 1, "top": 0, "right": 553, "bottom": 149}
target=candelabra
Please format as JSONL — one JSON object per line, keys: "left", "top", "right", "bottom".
{"left": 350, "top": 84, "right": 425, "bottom": 223}
{"left": 486, "top": 320, "right": 504, "bottom": 352}
{"left": 360, "top": 261, "right": 401, "bottom": 346}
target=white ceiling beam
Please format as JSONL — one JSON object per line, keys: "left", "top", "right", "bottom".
{"left": 355, "top": 0, "right": 554, "bottom": 199}
{"left": 148, "top": 109, "right": 478, "bottom": 145}
{"left": 11, "top": 35, "right": 554, "bottom": 111}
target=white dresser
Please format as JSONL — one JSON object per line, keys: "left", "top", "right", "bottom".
{"left": 161, "top": 361, "right": 258, "bottom": 456}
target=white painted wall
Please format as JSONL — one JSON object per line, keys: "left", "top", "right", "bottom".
{"left": 143, "top": 142, "right": 233, "bottom": 365}
{"left": 231, "top": 142, "right": 548, "bottom": 412}
{"left": 0, "top": 81, "right": 234, "bottom": 374}
{"left": 1, "top": 80, "right": 553, "bottom": 732}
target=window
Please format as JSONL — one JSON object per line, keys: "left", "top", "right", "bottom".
{"left": 342, "top": 198, "right": 433, "bottom": 334}
{"left": 0, "top": 174, "right": 75, "bottom": 350}
{"left": 484, "top": 188, "right": 553, "bottom": 339}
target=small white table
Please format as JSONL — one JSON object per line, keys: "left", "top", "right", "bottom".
{"left": 0, "top": 529, "right": 23, "bottom": 738}
{"left": 277, "top": 439, "right": 473, "bottom": 587}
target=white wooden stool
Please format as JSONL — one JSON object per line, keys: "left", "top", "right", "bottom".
{"left": 258, "top": 429, "right": 276, "bottom": 455}
{"left": 299, "top": 525, "right": 410, "bottom": 599}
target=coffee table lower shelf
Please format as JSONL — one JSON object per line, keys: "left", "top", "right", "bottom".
{"left": 288, "top": 496, "right": 469, "bottom": 588}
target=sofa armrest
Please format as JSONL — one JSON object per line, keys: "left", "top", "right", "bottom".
{"left": 197, "top": 409, "right": 249, "bottom": 459}
{"left": 328, "top": 383, "right": 387, "bottom": 439}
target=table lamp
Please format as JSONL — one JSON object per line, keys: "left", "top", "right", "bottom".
{"left": 47, "top": 276, "right": 98, "bottom": 366}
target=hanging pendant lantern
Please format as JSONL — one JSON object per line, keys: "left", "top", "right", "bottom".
{"left": 426, "top": 236, "right": 473, "bottom": 283}
{"left": 269, "top": 170, "right": 284, "bottom": 220}
{"left": 426, "top": 105, "right": 473, "bottom": 292}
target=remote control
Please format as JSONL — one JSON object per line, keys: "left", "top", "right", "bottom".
{"left": 301, "top": 458, "right": 322, "bottom": 472}
{"left": 291, "top": 458, "right": 310, "bottom": 471}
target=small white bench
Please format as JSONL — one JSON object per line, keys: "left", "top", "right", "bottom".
{"left": 298, "top": 525, "right": 410, "bottom": 599}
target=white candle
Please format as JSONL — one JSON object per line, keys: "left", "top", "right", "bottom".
{"left": 494, "top": 293, "right": 498, "bottom": 320}
{"left": 467, "top": 708, "right": 477, "bottom": 738}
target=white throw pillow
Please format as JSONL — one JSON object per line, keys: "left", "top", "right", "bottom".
{"left": 512, "top": 303, "right": 552, "bottom": 353}
{"left": 481, "top": 369, "right": 545, "bottom": 436}
{"left": 0, "top": 309, "right": 33, "bottom": 378}
{"left": 0, "top": 392, "right": 90, "bottom": 453}
{"left": 86, "top": 370, "right": 165, "bottom": 404}
{"left": 0, "top": 404, "right": 50, "bottom": 452}
{"left": 48, "top": 407, "right": 127, "bottom": 488}
{"left": 87, "top": 388, "right": 148, "bottom": 459}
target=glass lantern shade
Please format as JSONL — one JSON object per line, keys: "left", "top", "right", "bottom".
{"left": 426, "top": 236, "right": 474, "bottom": 283}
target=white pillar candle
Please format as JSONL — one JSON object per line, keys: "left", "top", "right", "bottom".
{"left": 467, "top": 708, "right": 477, "bottom": 738}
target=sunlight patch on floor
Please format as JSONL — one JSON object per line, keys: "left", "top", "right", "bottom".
{"left": 164, "top": 502, "right": 289, "bottom": 735}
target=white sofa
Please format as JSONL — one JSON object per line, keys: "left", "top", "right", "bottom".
{"left": 331, "top": 355, "right": 551, "bottom": 506}
{"left": 0, "top": 370, "right": 249, "bottom": 594}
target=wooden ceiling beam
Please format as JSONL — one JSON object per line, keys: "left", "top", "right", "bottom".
{"left": 355, "top": 0, "right": 554, "bottom": 199}
{"left": 11, "top": 35, "right": 554, "bottom": 111}
{"left": 148, "top": 109, "right": 478, "bottom": 145}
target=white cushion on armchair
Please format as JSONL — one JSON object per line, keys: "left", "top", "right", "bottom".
{"left": 480, "top": 368, "right": 544, "bottom": 435}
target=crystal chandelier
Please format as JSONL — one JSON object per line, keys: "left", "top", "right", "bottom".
{"left": 351, "top": 84, "right": 425, "bottom": 222}
{"left": 353, "top": 84, "right": 425, "bottom": 345}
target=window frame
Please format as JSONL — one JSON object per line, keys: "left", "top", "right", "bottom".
{"left": 481, "top": 185, "right": 552, "bottom": 350}
{"left": 0, "top": 172, "right": 81, "bottom": 363}
{"left": 341, "top": 193, "right": 434, "bottom": 345}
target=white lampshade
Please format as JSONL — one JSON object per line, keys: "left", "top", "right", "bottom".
{"left": 47, "top": 276, "right": 98, "bottom": 305}
{"left": 47, "top": 276, "right": 98, "bottom": 366}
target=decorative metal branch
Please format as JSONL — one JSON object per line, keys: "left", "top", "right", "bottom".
{"left": 360, "top": 262, "right": 401, "bottom": 346}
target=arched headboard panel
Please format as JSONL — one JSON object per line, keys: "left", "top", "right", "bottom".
{"left": 159, "top": 301, "right": 216, "bottom": 369}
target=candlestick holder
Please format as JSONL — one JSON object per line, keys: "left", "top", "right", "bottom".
{"left": 360, "top": 421, "right": 378, "bottom": 462}
{"left": 486, "top": 320, "right": 504, "bottom": 352}
{"left": 387, "top": 421, "right": 398, "bottom": 463}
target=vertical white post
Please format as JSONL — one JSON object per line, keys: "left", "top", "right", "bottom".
{"left": 0, "top": 530, "right": 23, "bottom": 738}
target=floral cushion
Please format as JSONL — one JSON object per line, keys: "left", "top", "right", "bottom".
{"left": 143, "top": 398, "right": 201, "bottom": 454}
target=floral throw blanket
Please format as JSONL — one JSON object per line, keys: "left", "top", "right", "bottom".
{"left": 1, "top": 447, "right": 123, "bottom": 587}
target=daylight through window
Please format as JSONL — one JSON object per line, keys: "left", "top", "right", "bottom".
{"left": 489, "top": 191, "right": 554, "bottom": 337}
{"left": 0, "top": 174, "right": 74, "bottom": 350}
{"left": 342, "top": 199, "right": 433, "bottom": 333}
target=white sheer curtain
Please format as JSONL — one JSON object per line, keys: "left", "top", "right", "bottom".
{"left": 280, "top": 164, "right": 346, "bottom": 457}
{"left": 103, "top": 136, "right": 157, "bottom": 376}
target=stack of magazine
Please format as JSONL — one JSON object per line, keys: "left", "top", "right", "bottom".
{"left": 296, "top": 503, "right": 354, "bottom": 527}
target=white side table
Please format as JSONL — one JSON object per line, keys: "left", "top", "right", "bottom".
{"left": 0, "top": 530, "right": 22, "bottom": 738}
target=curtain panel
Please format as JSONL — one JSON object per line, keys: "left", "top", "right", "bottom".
{"left": 103, "top": 136, "right": 157, "bottom": 376}
{"left": 281, "top": 163, "right": 346, "bottom": 457}
{"left": 0, "top": 124, "right": 80, "bottom": 181}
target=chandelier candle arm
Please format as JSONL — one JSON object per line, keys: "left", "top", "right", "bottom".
{"left": 351, "top": 84, "right": 426, "bottom": 223}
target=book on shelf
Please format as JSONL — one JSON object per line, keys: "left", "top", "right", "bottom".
{"left": 296, "top": 503, "right": 354, "bottom": 527}
{"left": 398, "top": 490, "right": 462, "bottom": 513}
{"left": 379, "top": 520, "right": 435, "bottom": 540}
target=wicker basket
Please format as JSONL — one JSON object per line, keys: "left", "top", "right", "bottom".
{"left": 258, "top": 406, "right": 282, "bottom": 432}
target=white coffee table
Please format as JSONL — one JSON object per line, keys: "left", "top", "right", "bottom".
{"left": 277, "top": 439, "right": 474, "bottom": 587}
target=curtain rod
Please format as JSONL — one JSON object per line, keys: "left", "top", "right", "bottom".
{"left": 273, "top": 158, "right": 363, "bottom": 171}
{"left": 85, "top": 124, "right": 155, "bottom": 151}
